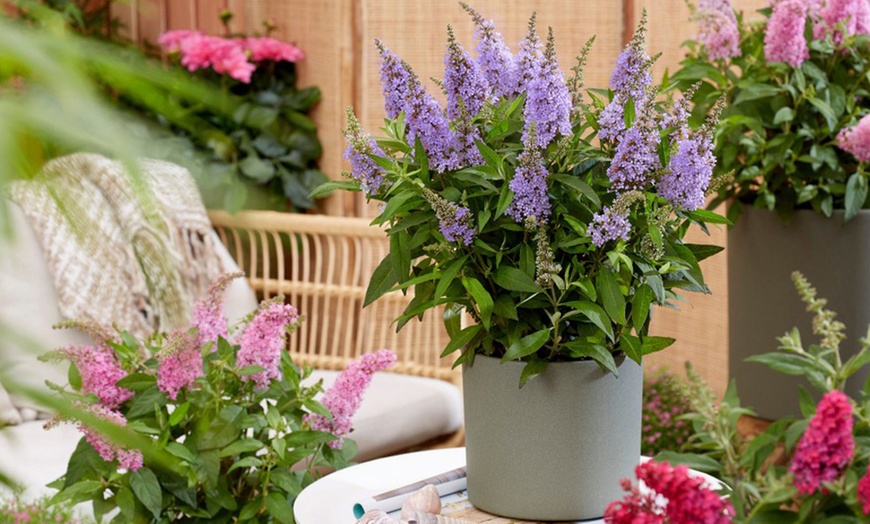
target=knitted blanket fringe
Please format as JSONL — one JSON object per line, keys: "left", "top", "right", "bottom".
{"left": 8, "top": 153, "right": 225, "bottom": 339}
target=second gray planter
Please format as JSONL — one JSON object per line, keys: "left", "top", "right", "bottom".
{"left": 462, "top": 354, "right": 642, "bottom": 521}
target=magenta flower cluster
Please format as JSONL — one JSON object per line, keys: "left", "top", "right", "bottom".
{"left": 158, "top": 30, "right": 304, "bottom": 83}
{"left": 304, "top": 349, "right": 397, "bottom": 448}
{"left": 57, "top": 344, "right": 133, "bottom": 410}
{"left": 641, "top": 372, "right": 693, "bottom": 456}
{"left": 236, "top": 303, "right": 300, "bottom": 389}
{"left": 604, "top": 460, "right": 734, "bottom": 524}
{"left": 765, "top": 0, "right": 810, "bottom": 67}
{"left": 789, "top": 389, "right": 855, "bottom": 494}
{"left": 77, "top": 404, "right": 143, "bottom": 472}
{"left": 838, "top": 114, "right": 870, "bottom": 162}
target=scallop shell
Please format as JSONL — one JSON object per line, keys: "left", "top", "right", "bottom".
{"left": 357, "top": 509, "right": 400, "bottom": 524}
{"left": 400, "top": 485, "right": 441, "bottom": 520}
{"left": 403, "top": 512, "right": 475, "bottom": 524}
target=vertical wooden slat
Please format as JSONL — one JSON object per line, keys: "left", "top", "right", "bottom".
{"left": 196, "top": 0, "right": 228, "bottom": 35}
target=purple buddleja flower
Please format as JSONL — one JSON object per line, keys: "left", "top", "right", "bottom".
{"left": 423, "top": 189, "right": 477, "bottom": 245}
{"left": 462, "top": 2, "right": 516, "bottom": 99}
{"left": 444, "top": 25, "right": 489, "bottom": 119}
{"left": 508, "top": 125, "right": 551, "bottom": 225}
{"left": 453, "top": 102, "right": 485, "bottom": 167}
{"left": 764, "top": 0, "right": 809, "bottom": 67}
{"left": 343, "top": 108, "right": 389, "bottom": 195}
{"left": 588, "top": 206, "right": 632, "bottom": 247}
{"left": 790, "top": 390, "right": 854, "bottom": 494}
{"left": 818, "top": 0, "right": 870, "bottom": 44}
{"left": 522, "top": 28, "right": 572, "bottom": 148}
{"left": 610, "top": 12, "right": 652, "bottom": 102}
{"left": 157, "top": 329, "right": 203, "bottom": 401}
{"left": 660, "top": 134, "right": 715, "bottom": 211}
{"left": 57, "top": 344, "right": 133, "bottom": 409}
{"left": 192, "top": 272, "right": 241, "bottom": 347}
{"left": 599, "top": 94, "right": 626, "bottom": 142}
{"left": 838, "top": 114, "right": 870, "bottom": 162}
{"left": 236, "top": 302, "right": 299, "bottom": 389}
{"left": 607, "top": 94, "right": 662, "bottom": 191}
{"left": 404, "top": 69, "right": 462, "bottom": 173}
{"left": 513, "top": 13, "right": 543, "bottom": 95}
{"left": 305, "top": 349, "right": 397, "bottom": 449}
{"left": 376, "top": 40, "right": 412, "bottom": 119}
{"left": 661, "top": 91, "right": 693, "bottom": 142}
{"left": 697, "top": 9, "right": 741, "bottom": 60}
{"left": 76, "top": 404, "right": 143, "bottom": 471}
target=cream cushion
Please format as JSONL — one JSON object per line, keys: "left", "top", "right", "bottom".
{"left": 0, "top": 201, "right": 258, "bottom": 418}
{"left": 306, "top": 369, "right": 463, "bottom": 461}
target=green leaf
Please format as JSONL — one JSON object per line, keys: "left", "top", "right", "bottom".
{"left": 239, "top": 155, "right": 276, "bottom": 182}
{"left": 130, "top": 468, "right": 162, "bottom": 520}
{"left": 565, "top": 300, "right": 615, "bottom": 341}
{"left": 116, "top": 487, "right": 137, "bottom": 520}
{"left": 597, "top": 268, "right": 626, "bottom": 325}
{"left": 493, "top": 294, "right": 518, "bottom": 320}
{"left": 519, "top": 358, "right": 548, "bottom": 387}
{"left": 51, "top": 480, "right": 103, "bottom": 506}
{"left": 845, "top": 173, "right": 868, "bottom": 222}
{"left": 265, "top": 492, "right": 294, "bottom": 524}
{"left": 652, "top": 452, "right": 722, "bottom": 474}
{"left": 552, "top": 174, "right": 600, "bottom": 207}
{"left": 502, "top": 328, "right": 551, "bottom": 361}
{"left": 227, "top": 456, "right": 264, "bottom": 473}
{"left": 493, "top": 265, "right": 542, "bottom": 293}
{"left": 284, "top": 430, "right": 336, "bottom": 447}
{"left": 115, "top": 372, "right": 155, "bottom": 392}
{"left": 630, "top": 284, "right": 653, "bottom": 334}
{"left": 564, "top": 342, "right": 618, "bottom": 375}
{"left": 732, "top": 84, "right": 781, "bottom": 106}
{"left": 462, "top": 277, "right": 494, "bottom": 329}
{"left": 164, "top": 442, "right": 196, "bottom": 463}
{"left": 389, "top": 229, "right": 412, "bottom": 281}
{"left": 219, "top": 438, "right": 265, "bottom": 457}
{"left": 685, "top": 243, "right": 725, "bottom": 262}
{"left": 746, "top": 353, "right": 810, "bottom": 375}
{"left": 197, "top": 405, "right": 244, "bottom": 450}
{"left": 364, "top": 255, "right": 399, "bottom": 306}
{"left": 168, "top": 402, "right": 190, "bottom": 426}
{"left": 808, "top": 97, "right": 838, "bottom": 131}
{"left": 773, "top": 107, "right": 795, "bottom": 125}
{"left": 620, "top": 334, "right": 643, "bottom": 364}
{"left": 475, "top": 139, "right": 502, "bottom": 169}
{"left": 68, "top": 363, "right": 82, "bottom": 391}
{"left": 641, "top": 336, "right": 676, "bottom": 355}
{"left": 310, "top": 180, "right": 359, "bottom": 199}
{"left": 441, "top": 324, "right": 483, "bottom": 357}
{"left": 686, "top": 209, "right": 731, "bottom": 225}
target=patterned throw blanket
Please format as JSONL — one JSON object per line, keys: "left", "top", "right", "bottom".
{"left": 8, "top": 153, "right": 225, "bottom": 338}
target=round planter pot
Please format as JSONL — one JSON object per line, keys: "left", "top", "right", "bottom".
{"left": 729, "top": 205, "right": 870, "bottom": 419}
{"left": 462, "top": 354, "right": 642, "bottom": 521}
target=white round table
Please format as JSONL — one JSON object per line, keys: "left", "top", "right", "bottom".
{"left": 293, "top": 447, "right": 723, "bottom": 524}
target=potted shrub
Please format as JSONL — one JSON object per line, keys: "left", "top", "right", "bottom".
{"left": 320, "top": 4, "right": 726, "bottom": 520}
{"left": 673, "top": 0, "right": 870, "bottom": 418}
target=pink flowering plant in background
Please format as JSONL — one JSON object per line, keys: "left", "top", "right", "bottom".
{"left": 317, "top": 4, "right": 728, "bottom": 383}
{"left": 657, "top": 272, "right": 870, "bottom": 521}
{"left": 42, "top": 273, "right": 393, "bottom": 523}
{"left": 675, "top": 0, "right": 870, "bottom": 223}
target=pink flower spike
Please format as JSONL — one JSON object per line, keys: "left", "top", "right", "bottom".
{"left": 764, "top": 0, "right": 810, "bottom": 67}
{"left": 697, "top": 9, "right": 741, "bottom": 60}
{"left": 789, "top": 389, "right": 854, "bottom": 494}
{"left": 76, "top": 404, "right": 143, "bottom": 472}
{"left": 858, "top": 463, "right": 870, "bottom": 515}
{"left": 838, "top": 114, "right": 870, "bottom": 163}
{"left": 236, "top": 302, "right": 299, "bottom": 389}
{"left": 193, "top": 272, "right": 242, "bottom": 347}
{"left": 157, "top": 329, "right": 204, "bottom": 401}
{"left": 819, "top": 0, "right": 870, "bottom": 44}
{"left": 304, "top": 349, "right": 397, "bottom": 448}
{"left": 244, "top": 37, "right": 305, "bottom": 63}
{"left": 58, "top": 344, "right": 133, "bottom": 409}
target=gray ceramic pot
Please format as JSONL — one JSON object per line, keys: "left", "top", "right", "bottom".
{"left": 729, "top": 205, "right": 870, "bottom": 419}
{"left": 462, "top": 353, "right": 642, "bottom": 521}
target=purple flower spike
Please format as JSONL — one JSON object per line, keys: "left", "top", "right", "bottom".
{"left": 423, "top": 189, "right": 477, "bottom": 245}
{"left": 513, "top": 13, "right": 543, "bottom": 95}
{"left": 343, "top": 108, "right": 389, "bottom": 195}
{"left": 404, "top": 70, "right": 462, "bottom": 173}
{"left": 607, "top": 97, "right": 662, "bottom": 192}
{"left": 660, "top": 134, "right": 715, "bottom": 211}
{"left": 610, "top": 12, "right": 652, "bottom": 102}
{"left": 508, "top": 126, "right": 551, "bottom": 225}
{"left": 376, "top": 40, "right": 412, "bottom": 119}
{"left": 599, "top": 94, "right": 626, "bottom": 142}
{"left": 462, "top": 3, "right": 516, "bottom": 99}
{"left": 588, "top": 207, "right": 632, "bottom": 247}
{"left": 522, "top": 28, "right": 572, "bottom": 148}
{"left": 764, "top": 0, "right": 809, "bottom": 67}
{"left": 444, "top": 25, "right": 489, "bottom": 119}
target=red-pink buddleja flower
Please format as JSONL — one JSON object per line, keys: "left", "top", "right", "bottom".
{"left": 243, "top": 37, "right": 305, "bottom": 62}
{"left": 236, "top": 302, "right": 299, "bottom": 389}
{"left": 157, "top": 329, "right": 203, "bottom": 401}
{"left": 817, "top": 0, "right": 870, "bottom": 44}
{"left": 192, "top": 272, "right": 243, "bottom": 347}
{"left": 764, "top": 0, "right": 810, "bottom": 67}
{"left": 57, "top": 344, "right": 133, "bottom": 409}
{"left": 304, "top": 349, "right": 397, "bottom": 449}
{"left": 790, "top": 389, "right": 855, "bottom": 494}
{"left": 75, "top": 404, "right": 143, "bottom": 471}
{"left": 857, "top": 463, "right": 870, "bottom": 515}
{"left": 838, "top": 114, "right": 870, "bottom": 162}
{"left": 604, "top": 460, "right": 734, "bottom": 524}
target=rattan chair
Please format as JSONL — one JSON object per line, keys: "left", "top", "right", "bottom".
{"left": 208, "top": 210, "right": 464, "bottom": 450}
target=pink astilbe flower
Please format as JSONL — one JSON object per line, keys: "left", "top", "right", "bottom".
{"left": 236, "top": 302, "right": 299, "bottom": 389}
{"left": 192, "top": 272, "right": 242, "bottom": 347}
{"left": 838, "top": 114, "right": 870, "bottom": 162}
{"left": 790, "top": 389, "right": 855, "bottom": 494}
{"left": 305, "top": 349, "right": 397, "bottom": 448}
{"left": 243, "top": 37, "right": 305, "bottom": 62}
{"left": 698, "top": 9, "right": 741, "bottom": 60}
{"left": 605, "top": 460, "right": 734, "bottom": 524}
{"left": 858, "top": 463, "right": 870, "bottom": 515}
{"left": 76, "top": 404, "right": 143, "bottom": 471}
{"left": 765, "top": 0, "right": 810, "bottom": 67}
{"left": 57, "top": 345, "right": 133, "bottom": 409}
{"left": 157, "top": 329, "right": 203, "bottom": 401}
{"left": 818, "top": 0, "right": 870, "bottom": 44}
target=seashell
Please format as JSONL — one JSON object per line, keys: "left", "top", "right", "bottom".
{"left": 400, "top": 484, "right": 441, "bottom": 520}
{"left": 357, "top": 509, "right": 401, "bottom": 524}
{"left": 403, "top": 512, "right": 475, "bottom": 524}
